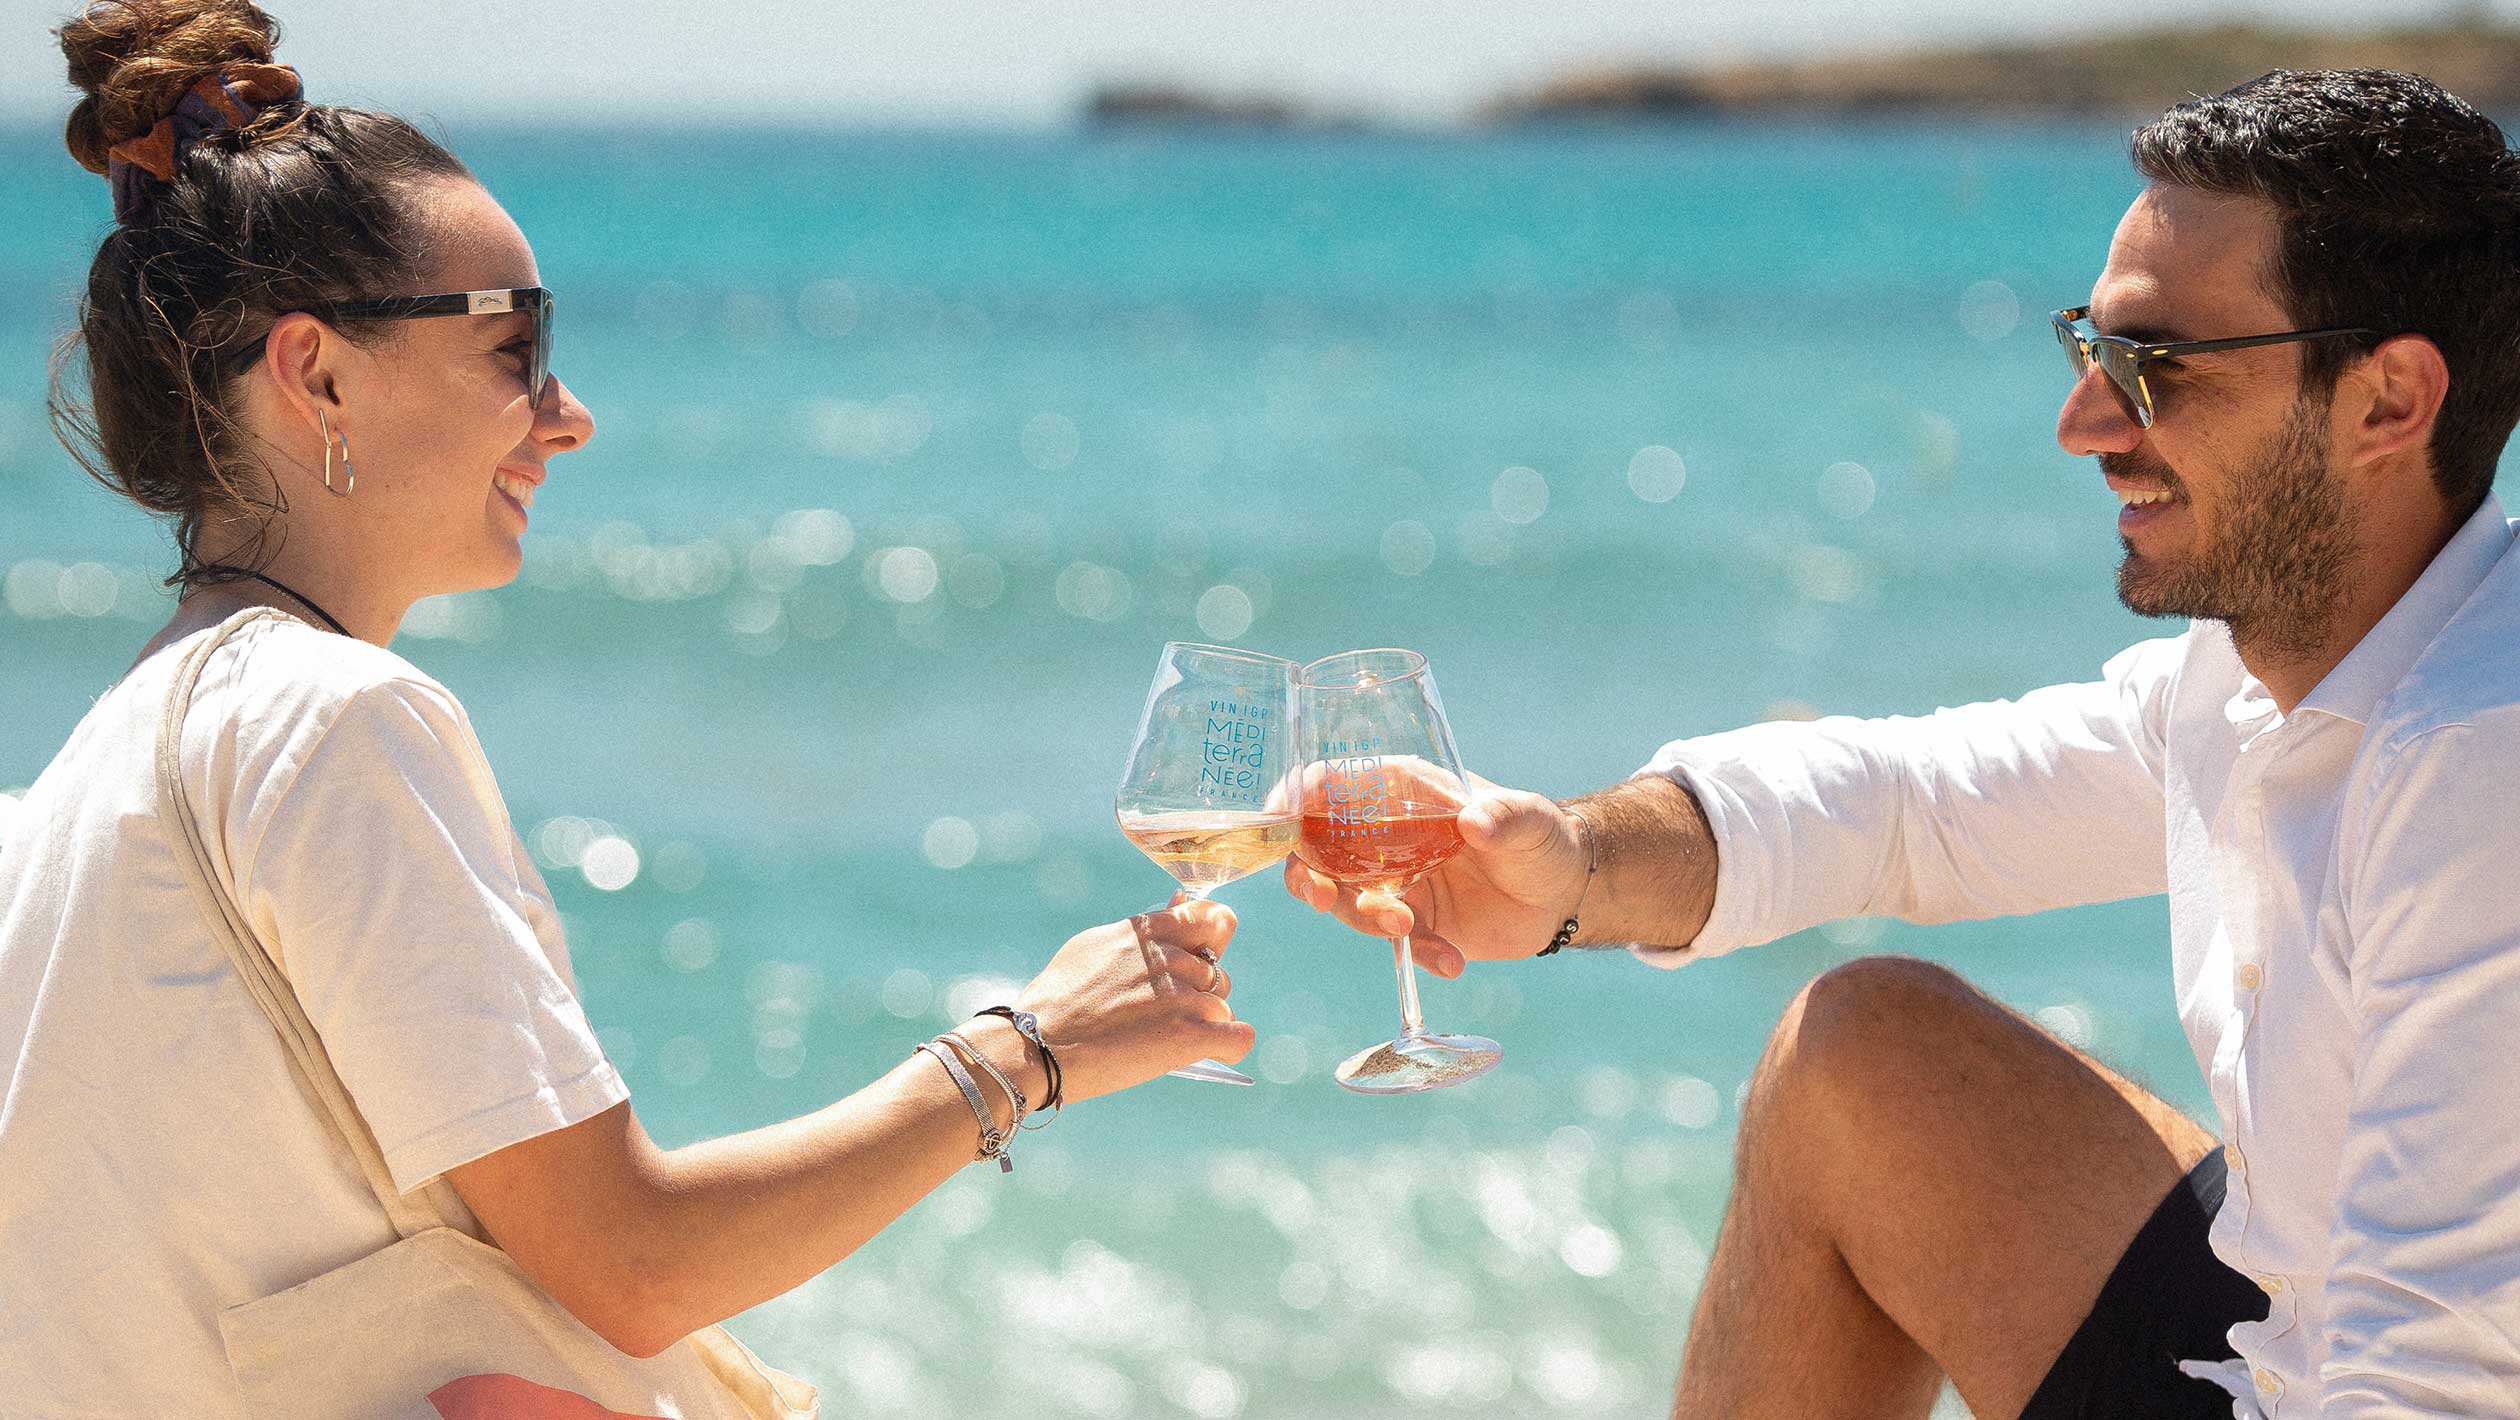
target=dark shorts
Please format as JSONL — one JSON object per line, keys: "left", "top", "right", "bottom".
{"left": 2020, "top": 1149, "right": 2271, "bottom": 1420}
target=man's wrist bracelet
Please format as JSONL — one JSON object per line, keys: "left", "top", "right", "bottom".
{"left": 1539, "top": 805, "right": 1599, "bottom": 957}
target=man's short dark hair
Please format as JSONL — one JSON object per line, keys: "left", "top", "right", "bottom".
{"left": 2132, "top": 68, "right": 2520, "bottom": 518}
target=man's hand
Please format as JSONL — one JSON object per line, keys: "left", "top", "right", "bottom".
{"left": 1285, "top": 771, "right": 1719, "bottom": 973}
{"left": 1283, "top": 771, "right": 1589, "bottom": 976}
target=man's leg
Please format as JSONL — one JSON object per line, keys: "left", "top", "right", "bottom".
{"left": 1671, "top": 955, "right": 2217, "bottom": 1420}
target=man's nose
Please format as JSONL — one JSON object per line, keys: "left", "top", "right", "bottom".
{"left": 2056, "top": 366, "right": 2145, "bottom": 458}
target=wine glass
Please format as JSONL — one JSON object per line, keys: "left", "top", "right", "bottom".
{"left": 1116, "top": 642, "right": 1301, "bottom": 1086}
{"left": 1296, "top": 648, "right": 1502, "bottom": 1094}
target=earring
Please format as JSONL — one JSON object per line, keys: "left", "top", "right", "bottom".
{"left": 318, "top": 409, "right": 355, "bottom": 497}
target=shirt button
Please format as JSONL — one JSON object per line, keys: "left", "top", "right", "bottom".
{"left": 2225, "top": 1143, "right": 2244, "bottom": 1171}
{"left": 2254, "top": 1368, "right": 2281, "bottom": 1395}
{"left": 2259, "top": 1275, "right": 2286, "bottom": 1295}
{"left": 2237, "top": 963, "right": 2263, "bottom": 990}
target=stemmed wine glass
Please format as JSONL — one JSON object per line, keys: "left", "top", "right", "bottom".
{"left": 1116, "top": 642, "right": 1301, "bottom": 1086}
{"left": 1296, "top": 648, "right": 1502, "bottom": 1093}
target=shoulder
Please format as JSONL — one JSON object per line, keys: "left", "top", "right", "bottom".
{"left": 193, "top": 611, "right": 468, "bottom": 735}
{"left": 2102, "top": 627, "right": 2206, "bottom": 688}
{"left": 2360, "top": 712, "right": 2520, "bottom": 802}
{"left": 2095, "top": 626, "right": 2216, "bottom": 737}
{"left": 179, "top": 611, "right": 484, "bottom": 804}
{"left": 2368, "top": 538, "right": 2520, "bottom": 750}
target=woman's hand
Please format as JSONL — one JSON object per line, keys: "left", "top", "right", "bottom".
{"left": 1015, "top": 897, "right": 1253, "bottom": 1104}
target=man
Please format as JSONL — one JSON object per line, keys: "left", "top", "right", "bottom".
{"left": 1289, "top": 70, "right": 2520, "bottom": 1419}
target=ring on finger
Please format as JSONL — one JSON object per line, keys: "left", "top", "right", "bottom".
{"left": 1190, "top": 946, "right": 1223, "bottom": 994}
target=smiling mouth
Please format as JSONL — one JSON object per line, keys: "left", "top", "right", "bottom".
{"left": 2116, "top": 487, "right": 2177, "bottom": 507}
{"left": 493, "top": 469, "right": 537, "bottom": 508}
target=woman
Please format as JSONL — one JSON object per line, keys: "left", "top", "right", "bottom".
{"left": 0, "top": 2, "right": 1252, "bottom": 1413}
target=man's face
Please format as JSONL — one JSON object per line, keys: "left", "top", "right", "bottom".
{"left": 2057, "top": 185, "right": 2355, "bottom": 659}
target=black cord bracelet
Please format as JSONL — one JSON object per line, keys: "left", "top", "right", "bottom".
{"left": 1539, "top": 806, "right": 1598, "bottom": 957}
{"left": 977, "top": 1006, "right": 1061, "bottom": 1115}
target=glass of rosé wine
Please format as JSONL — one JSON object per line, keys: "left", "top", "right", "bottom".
{"left": 1296, "top": 648, "right": 1502, "bottom": 1094}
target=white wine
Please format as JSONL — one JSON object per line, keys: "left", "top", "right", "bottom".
{"left": 1118, "top": 810, "right": 1300, "bottom": 894}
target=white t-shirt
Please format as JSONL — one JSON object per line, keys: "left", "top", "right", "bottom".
{"left": 0, "top": 610, "right": 630, "bottom": 1418}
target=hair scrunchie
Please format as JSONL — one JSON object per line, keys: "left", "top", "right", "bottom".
{"left": 106, "top": 62, "right": 305, "bottom": 222}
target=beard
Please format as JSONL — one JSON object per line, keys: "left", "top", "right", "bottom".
{"left": 2111, "top": 399, "right": 2354, "bottom": 664}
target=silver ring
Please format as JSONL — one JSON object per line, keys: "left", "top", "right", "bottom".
{"left": 1190, "top": 946, "right": 1223, "bottom": 994}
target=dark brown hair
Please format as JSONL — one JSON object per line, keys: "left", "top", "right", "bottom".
{"left": 51, "top": 0, "right": 473, "bottom": 586}
{"left": 2133, "top": 69, "right": 2520, "bottom": 519}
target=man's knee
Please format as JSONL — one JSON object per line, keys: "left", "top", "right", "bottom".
{"left": 1760, "top": 955, "right": 1988, "bottom": 1109}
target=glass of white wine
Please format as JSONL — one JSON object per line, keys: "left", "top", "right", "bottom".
{"left": 1117, "top": 642, "right": 1301, "bottom": 1086}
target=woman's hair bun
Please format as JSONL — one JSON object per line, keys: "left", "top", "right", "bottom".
{"left": 58, "top": 0, "right": 283, "bottom": 176}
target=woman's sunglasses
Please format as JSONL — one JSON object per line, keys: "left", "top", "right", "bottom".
{"left": 225, "top": 286, "right": 556, "bottom": 411}
{"left": 2050, "top": 306, "right": 2376, "bottom": 429}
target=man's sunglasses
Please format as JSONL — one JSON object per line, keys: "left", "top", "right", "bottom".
{"left": 225, "top": 286, "right": 556, "bottom": 411}
{"left": 2051, "top": 306, "right": 2376, "bottom": 429}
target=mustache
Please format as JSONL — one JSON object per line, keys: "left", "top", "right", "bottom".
{"left": 2098, "top": 450, "right": 2183, "bottom": 493}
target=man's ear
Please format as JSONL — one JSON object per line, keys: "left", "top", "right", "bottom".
{"left": 2341, "top": 332, "right": 2449, "bottom": 471}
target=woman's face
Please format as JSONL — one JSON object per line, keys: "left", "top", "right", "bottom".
{"left": 333, "top": 177, "right": 594, "bottom": 599}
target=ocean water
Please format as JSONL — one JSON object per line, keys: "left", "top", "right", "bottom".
{"left": 10, "top": 121, "right": 2499, "bottom": 1417}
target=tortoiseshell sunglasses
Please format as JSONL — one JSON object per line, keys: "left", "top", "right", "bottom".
{"left": 2051, "top": 306, "right": 2376, "bottom": 428}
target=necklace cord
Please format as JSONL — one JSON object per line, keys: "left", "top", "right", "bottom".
{"left": 194, "top": 565, "right": 349, "bottom": 637}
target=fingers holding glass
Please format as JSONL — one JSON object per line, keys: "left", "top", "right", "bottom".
{"left": 1117, "top": 642, "right": 1298, "bottom": 1085}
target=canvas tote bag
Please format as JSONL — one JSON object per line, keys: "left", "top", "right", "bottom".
{"left": 156, "top": 609, "right": 819, "bottom": 1420}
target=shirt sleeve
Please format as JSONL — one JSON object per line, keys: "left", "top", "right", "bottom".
{"left": 231, "top": 677, "right": 629, "bottom": 1196}
{"left": 2320, "top": 720, "right": 2520, "bottom": 1416}
{"left": 1630, "top": 635, "right": 2182, "bottom": 963}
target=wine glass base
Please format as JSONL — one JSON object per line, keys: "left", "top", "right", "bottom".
{"left": 1168, "top": 1058, "right": 1256, "bottom": 1086}
{"left": 1333, "top": 1032, "right": 1502, "bottom": 1094}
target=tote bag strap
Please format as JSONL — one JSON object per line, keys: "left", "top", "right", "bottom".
{"left": 154, "top": 608, "right": 459, "bottom": 1242}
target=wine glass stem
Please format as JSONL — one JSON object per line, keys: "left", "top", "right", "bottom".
{"left": 1391, "top": 933, "right": 1427, "bottom": 1037}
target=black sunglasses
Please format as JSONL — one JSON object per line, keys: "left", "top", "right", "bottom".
{"left": 225, "top": 286, "right": 556, "bottom": 411}
{"left": 2051, "top": 306, "right": 2376, "bottom": 429}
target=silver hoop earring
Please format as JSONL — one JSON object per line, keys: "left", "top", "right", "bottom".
{"left": 318, "top": 410, "right": 355, "bottom": 497}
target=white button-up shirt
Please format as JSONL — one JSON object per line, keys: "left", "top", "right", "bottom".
{"left": 1636, "top": 496, "right": 2520, "bottom": 1417}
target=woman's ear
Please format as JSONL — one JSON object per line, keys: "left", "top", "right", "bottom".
{"left": 256, "top": 311, "right": 343, "bottom": 438}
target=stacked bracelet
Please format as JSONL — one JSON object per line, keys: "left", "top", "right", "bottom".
{"left": 941, "top": 1030, "right": 1028, "bottom": 1126}
{"left": 918, "top": 1012, "right": 1066, "bottom": 1172}
{"left": 1539, "top": 805, "right": 1598, "bottom": 957}
{"left": 915, "top": 1039, "right": 1013, "bottom": 1172}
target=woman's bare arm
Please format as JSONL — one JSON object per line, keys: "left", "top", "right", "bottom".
{"left": 445, "top": 902, "right": 1250, "bottom": 1356}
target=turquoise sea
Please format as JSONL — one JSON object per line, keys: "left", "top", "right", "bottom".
{"left": 12, "top": 121, "right": 2504, "bottom": 1416}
